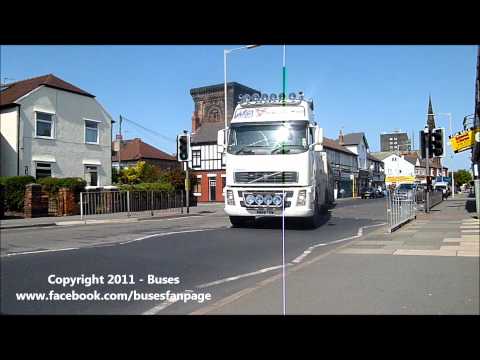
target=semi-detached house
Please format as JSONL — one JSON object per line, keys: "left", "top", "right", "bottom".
{"left": 0, "top": 74, "right": 113, "bottom": 186}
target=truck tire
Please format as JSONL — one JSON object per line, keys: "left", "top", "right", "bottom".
{"left": 303, "top": 196, "right": 321, "bottom": 229}
{"left": 229, "top": 216, "right": 252, "bottom": 228}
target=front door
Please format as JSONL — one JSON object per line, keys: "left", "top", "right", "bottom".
{"left": 209, "top": 178, "right": 216, "bottom": 201}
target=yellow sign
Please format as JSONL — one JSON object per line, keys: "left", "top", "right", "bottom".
{"left": 449, "top": 128, "right": 479, "bottom": 153}
{"left": 385, "top": 176, "right": 415, "bottom": 184}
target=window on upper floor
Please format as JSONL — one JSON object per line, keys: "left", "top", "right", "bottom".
{"left": 192, "top": 150, "right": 201, "bottom": 168}
{"left": 85, "top": 120, "right": 99, "bottom": 144}
{"left": 36, "top": 112, "right": 54, "bottom": 138}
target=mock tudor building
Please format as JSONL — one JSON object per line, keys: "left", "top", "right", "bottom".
{"left": 188, "top": 82, "right": 260, "bottom": 202}
{"left": 0, "top": 74, "right": 113, "bottom": 186}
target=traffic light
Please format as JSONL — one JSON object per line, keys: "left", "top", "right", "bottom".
{"left": 431, "top": 128, "right": 444, "bottom": 157}
{"left": 420, "top": 129, "right": 427, "bottom": 159}
{"left": 177, "top": 133, "right": 191, "bottom": 162}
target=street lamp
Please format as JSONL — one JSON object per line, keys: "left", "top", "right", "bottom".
{"left": 428, "top": 112, "right": 455, "bottom": 198}
{"left": 223, "top": 45, "right": 261, "bottom": 129}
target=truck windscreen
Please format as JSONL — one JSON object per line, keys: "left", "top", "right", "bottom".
{"left": 227, "top": 122, "right": 309, "bottom": 155}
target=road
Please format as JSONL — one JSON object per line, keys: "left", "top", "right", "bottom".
{"left": 0, "top": 198, "right": 386, "bottom": 315}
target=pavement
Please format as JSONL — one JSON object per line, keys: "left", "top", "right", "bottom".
{"left": 194, "top": 194, "right": 480, "bottom": 315}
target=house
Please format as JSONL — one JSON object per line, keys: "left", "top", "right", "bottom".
{"left": 367, "top": 153, "right": 385, "bottom": 189}
{"left": 337, "top": 131, "right": 371, "bottom": 190}
{"left": 112, "top": 137, "right": 177, "bottom": 171}
{"left": 0, "top": 74, "right": 113, "bottom": 186}
{"left": 188, "top": 82, "right": 260, "bottom": 202}
{"left": 323, "top": 137, "right": 358, "bottom": 198}
{"left": 371, "top": 152, "right": 415, "bottom": 187}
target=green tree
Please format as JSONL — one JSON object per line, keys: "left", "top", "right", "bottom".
{"left": 451, "top": 169, "right": 472, "bottom": 186}
{"left": 119, "top": 161, "right": 161, "bottom": 184}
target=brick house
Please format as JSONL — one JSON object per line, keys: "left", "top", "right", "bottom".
{"left": 112, "top": 137, "right": 178, "bottom": 171}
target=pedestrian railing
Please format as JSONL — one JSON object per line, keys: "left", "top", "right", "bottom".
{"left": 414, "top": 189, "right": 443, "bottom": 211}
{"left": 80, "top": 190, "right": 184, "bottom": 220}
{"left": 386, "top": 190, "right": 417, "bottom": 232}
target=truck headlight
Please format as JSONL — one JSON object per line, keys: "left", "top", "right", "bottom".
{"left": 245, "top": 194, "right": 256, "bottom": 206}
{"left": 227, "top": 190, "right": 235, "bottom": 205}
{"left": 255, "top": 194, "right": 264, "bottom": 205}
{"left": 297, "top": 190, "right": 307, "bottom": 206}
{"left": 264, "top": 195, "right": 273, "bottom": 206}
{"left": 272, "top": 195, "right": 283, "bottom": 206}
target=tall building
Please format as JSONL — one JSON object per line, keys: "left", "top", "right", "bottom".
{"left": 188, "top": 82, "right": 260, "bottom": 202}
{"left": 380, "top": 131, "right": 411, "bottom": 152}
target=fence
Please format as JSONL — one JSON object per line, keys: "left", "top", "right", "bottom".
{"left": 386, "top": 190, "right": 417, "bottom": 232}
{"left": 80, "top": 190, "right": 184, "bottom": 220}
{"left": 415, "top": 189, "right": 443, "bottom": 211}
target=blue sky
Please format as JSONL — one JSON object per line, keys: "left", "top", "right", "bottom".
{"left": 1, "top": 45, "right": 477, "bottom": 171}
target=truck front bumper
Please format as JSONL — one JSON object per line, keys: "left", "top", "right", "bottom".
{"left": 224, "top": 186, "right": 314, "bottom": 218}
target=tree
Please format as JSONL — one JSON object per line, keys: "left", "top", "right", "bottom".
{"left": 119, "top": 161, "right": 162, "bottom": 184}
{"left": 452, "top": 169, "right": 472, "bottom": 186}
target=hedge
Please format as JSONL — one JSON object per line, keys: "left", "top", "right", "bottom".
{"left": 117, "top": 182, "right": 175, "bottom": 192}
{"left": 0, "top": 176, "right": 36, "bottom": 212}
{"left": 38, "top": 177, "right": 87, "bottom": 194}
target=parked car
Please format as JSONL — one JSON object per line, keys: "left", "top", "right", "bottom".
{"left": 360, "top": 187, "right": 377, "bottom": 199}
{"left": 395, "top": 183, "right": 415, "bottom": 199}
{"left": 434, "top": 183, "right": 451, "bottom": 199}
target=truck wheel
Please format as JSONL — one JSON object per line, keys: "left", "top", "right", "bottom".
{"left": 304, "top": 198, "right": 321, "bottom": 229}
{"left": 229, "top": 216, "right": 252, "bottom": 228}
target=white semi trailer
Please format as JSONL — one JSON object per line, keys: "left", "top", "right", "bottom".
{"left": 217, "top": 93, "right": 334, "bottom": 228}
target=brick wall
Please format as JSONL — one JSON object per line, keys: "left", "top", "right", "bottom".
{"left": 24, "top": 184, "right": 48, "bottom": 218}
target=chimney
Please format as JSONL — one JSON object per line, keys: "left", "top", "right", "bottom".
{"left": 191, "top": 111, "right": 200, "bottom": 133}
{"left": 338, "top": 129, "right": 344, "bottom": 145}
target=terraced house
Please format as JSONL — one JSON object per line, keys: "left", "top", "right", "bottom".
{"left": 0, "top": 74, "right": 113, "bottom": 186}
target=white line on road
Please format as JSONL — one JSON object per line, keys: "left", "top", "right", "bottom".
{"left": 1, "top": 228, "right": 218, "bottom": 258}
{"left": 2, "top": 247, "right": 80, "bottom": 257}
{"left": 196, "top": 265, "right": 290, "bottom": 289}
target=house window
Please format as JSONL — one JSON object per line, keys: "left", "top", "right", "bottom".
{"left": 35, "top": 162, "right": 52, "bottom": 179}
{"left": 85, "top": 166, "right": 98, "bottom": 186}
{"left": 222, "top": 176, "right": 226, "bottom": 189}
{"left": 36, "top": 112, "right": 54, "bottom": 138}
{"left": 193, "top": 181, "right": 201, "bottom": 194}
{"left": 192, "top": 150, "right": 201, "bottom": 168}
{"left": 85, "top": 120, "right": 99, "bottom": 144}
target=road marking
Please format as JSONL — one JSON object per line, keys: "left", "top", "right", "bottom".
{"left": 291, "top": 222, "right": 386, "bottom": 264}
{"left": 1, "top": 228, "right": 218, "bottom": 257}
{"left": 142, "top": 299, "right": 180, "bottom": 315}
{"left": 196, "top": 265, "right": 289, "bottom": 289}
{"left": 2, "top": 247, "right": 79, "bottom": 257}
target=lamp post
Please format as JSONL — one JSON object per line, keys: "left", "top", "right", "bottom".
{"left": 223, "top": 45, "right": 260, "bottom": 130}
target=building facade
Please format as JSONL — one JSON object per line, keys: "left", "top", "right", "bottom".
{"left": 338, "top": 131, "right": 370, "bottom": 190}
{"left": 367, "top": 154, "right": 385, "bottom": 189}
{"left": 0, "top": 74, "right": 113, "bottom": 186}
{"left": 380, "top": 131, "right": 411, "bottom": 152}
{"left": 323, "top": 137, "right": 358, "bottom": 198}
{"left": 188, "top": 82, "right": 260, "bottom": 202}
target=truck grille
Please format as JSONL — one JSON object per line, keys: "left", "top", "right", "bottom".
{"left": 234, "top": 171, "right": 298, "bottom": 184}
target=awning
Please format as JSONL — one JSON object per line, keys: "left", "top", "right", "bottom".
{"left": 82, "top": 159, "right": 102, "bottom": 165}
{"left": 32, "top": 155, "right": 56, "bottom": 163}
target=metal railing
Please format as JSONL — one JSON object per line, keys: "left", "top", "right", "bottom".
{"left": 386, "top": 190, "right": 417, "bottom": 232}
{"left": 415, "top": 189, "right": 443, "bottom": 211}
{"left": 80, "top": 190, "right": 184, "bottom": 220}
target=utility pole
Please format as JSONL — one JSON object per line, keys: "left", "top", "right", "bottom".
{"left": 118, "top": 115, "right": 123, "bottom": 171}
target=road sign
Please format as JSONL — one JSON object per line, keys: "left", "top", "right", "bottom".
{"left": 449, "top": 128, "right": 479, "bottom": 153}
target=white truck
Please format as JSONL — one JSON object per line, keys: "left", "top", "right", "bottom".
{"left": 217, "top": 93, "right": 334, "bottom": 228}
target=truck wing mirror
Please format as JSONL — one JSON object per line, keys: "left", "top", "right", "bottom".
{"left": 217, "top": 129, "right": 226, "bottom": 153}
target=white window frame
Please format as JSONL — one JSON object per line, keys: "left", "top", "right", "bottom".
{"left": 84, "top": 119, "right": 100, "bottom": 144}
{"left": 35, "top": 111, "right": 55, "bottom": 139}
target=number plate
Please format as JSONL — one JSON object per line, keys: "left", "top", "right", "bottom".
{"left": 256, "top": 208, "right": 275, "bottom": 215}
